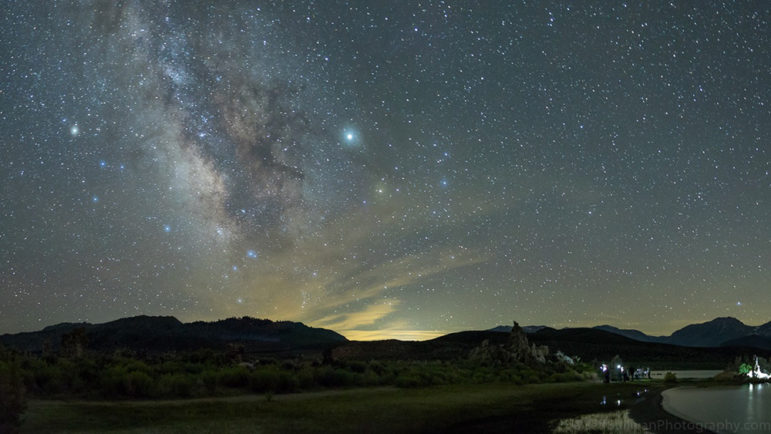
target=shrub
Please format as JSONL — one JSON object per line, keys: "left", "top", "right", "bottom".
{"left": 218, "top": 366, "right": 249, "bottom": 388}
{"left": 249, "top": 370, "right": 279, "bottom": 393}
{"left": 124, "top": 370, "right": 154, "bottom": 397}
{"left": 316, "top": 367, "right": 354, "bottom": 388}
{"left": 361, "top": 369, "right": 382, "bottom": 387}
{"left": 548, "top": 372, "right": 580, "bottom": 383}
{"left": 395, "top": 373, "right": 423, "bottom": 388}
{"left": 296, "top": 367, "right": 315, "bottom": 390}
{"left": 35, "top": 361, "right": 76, "bottom": 395}
{"left": 99, "top": 366, "right": 154, "bottom": 398}
{"left": 368, "top": 361, "right": 386, "bottom": 376}
{"left": 275, "top": 371, "right": 298, "bottom": 393}
{"left": 100, "top": 366, "right": 129, "bottom": 397}
{"left": 201, "top": 369, "right": 219, "bottom": 395}
{"left": 346, "top": 361, "right": 367, "bottom": 374}
{"left": 0, "top": 361, "right": 26, "bottom": 434}
{"left": 521, "top": 371, "right": 540, "bottom": 384}
{"left": 664, "top": 372, "right": 677, "bottom": 383}
{"left": 158, "top": 373, "right": 194, "bottom": 398}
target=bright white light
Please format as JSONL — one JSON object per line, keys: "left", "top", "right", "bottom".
{"left": 745, "top": 356, "right": 770, "bottom": 380}
{"left": 70, "top": 124, "right": 80, "bottom": 136}
{"left": 343, "top": 129, "right": 357, "bottom": 144}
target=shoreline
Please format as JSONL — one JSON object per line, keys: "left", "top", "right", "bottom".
{"left": 21, "top": 381, "right": 725, "bottom": 433}
{"left": 628, "top": 386, "right": 716, "bottom": 434}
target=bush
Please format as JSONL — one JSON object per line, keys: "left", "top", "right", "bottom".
{"left": 124, "top": 370, "right": 155, "bottom": 397}
{"left": 548, "top": 372, "right": 580, "bottom": 383}
{"left": 664, "top": 372, "right": 677, "bottom": 383}
{"left": 315, "top": 367, "right": 355, "bottom": 388}
{"left": 0, "top": 361, "right": 26, "bottom": 434}
{"left": 368, "top": 361, "right": 386, "bottom": 376}
{"left": 395, "top": 373, "right": 423, "bottom": 388}
{"left": 276, "top": 371, "right": 299, "bottom": 393}
{"left": 201, "top": 369, "right": 219, "bottom": 395}
{"left": 158, "top": 373, "right": 194, "bottom": 398}
{"left": 218, "top": 366, "right": 249, "bottom": 388}
{"left": 346, "top": 361, "right": 367, "bottom": 373}
{"left": 249, "top": 370, "right": 279, "bottom": 393}
{"left": 100, "top": 366, "right": 128, "bottom": 397}
{"left": 100, "top": 366, "right": 154, "bottom": 398}
{"left": 296, "top": 367, "right": 315, "bottom": 390}
{"left": 361, "top": 369, "right": 382, "bottom": 387}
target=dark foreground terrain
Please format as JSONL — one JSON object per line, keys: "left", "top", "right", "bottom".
{"left": 21, "top": 381, "right": 691, "bottom": 434}
{"left": 5, "top": 315, "right": 764, "bottom": 432}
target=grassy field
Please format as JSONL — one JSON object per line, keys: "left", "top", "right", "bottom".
{"left": 20, "top": 381, "right": 655, "bottom": 433}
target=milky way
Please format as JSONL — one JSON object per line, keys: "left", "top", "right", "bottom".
{"left": 1, "top": 2, "right": 768, "bottom": 338}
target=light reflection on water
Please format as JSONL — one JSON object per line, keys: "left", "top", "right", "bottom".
{"left": 649, "top": 370, "right": 723, "bottom": 379}
{"left": 662, "top": 384, "right": 770, "bottom": 434}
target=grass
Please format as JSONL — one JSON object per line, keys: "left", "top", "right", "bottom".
{"left": 21, "top": 382, "right": 655, "bottom": 433}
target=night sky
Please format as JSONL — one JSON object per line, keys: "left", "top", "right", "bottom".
{"left": 1, "top": 1, "right": 768, "bottom": 339}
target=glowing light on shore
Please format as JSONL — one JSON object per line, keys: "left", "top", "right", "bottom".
{"left": 745, "top": 356, "right": 770, "bottom": 380}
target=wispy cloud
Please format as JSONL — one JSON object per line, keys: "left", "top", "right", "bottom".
{"left": 342, "top": 328, "right": 447, "bottom": 341}
{"left": 186, "top": 190, "right": 491, "bottom": 334}
{"left": 313, "top": 299, "right": 400, "bottom": 332}
{"left": 340, "top": 317, "right": 448, "bottom": 341}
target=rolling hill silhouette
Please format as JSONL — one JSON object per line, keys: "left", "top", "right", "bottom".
{"left": 0, "top": 315, "right": 346, "bottom": 354}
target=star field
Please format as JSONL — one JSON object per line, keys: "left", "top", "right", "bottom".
{"left": 1, "top": 1, "right": 768, "bottom": 339}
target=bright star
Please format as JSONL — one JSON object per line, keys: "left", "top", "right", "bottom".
{"left": 70, "top": 124, "right": 80, "bottom": 136}
{"left": 343, "top": 129, "right": 358, "bottom": 145}
{"left": 163, "top": 224, "right": 171, "bottom": 233}
{"left": 246, "top": 250, "right": 258, "bottom": 259}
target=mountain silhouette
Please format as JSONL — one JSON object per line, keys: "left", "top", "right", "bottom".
{"left": 721, "top": 335, "right": 771, "bottom": 351}
{"left": 489, "top": 317, "right": 771, "bottom": 349}
{"left": 0, "top": 315, "right": 346, "bottom": 354}
{"left": 592, "top": 325, "right": 668, "bottom": 343}
{"left": 667, "top": 317, "right": 756, "bottom": 347}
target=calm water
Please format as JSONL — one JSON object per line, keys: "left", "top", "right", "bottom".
{"left": 662, "top": 384, "right": 771, "bottom": 434}
{"left": 650, "top": 370, "right": 723, "bottom": 379}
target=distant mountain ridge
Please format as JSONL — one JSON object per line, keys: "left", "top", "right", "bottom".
{"left": 491, "top": 317, "right": 771, "bottom": 349}
{"left": 0, "top": 315, "right": 347, "bottom": 354}
{"left": 666, "top": 317, "right": 757, "bottom": 347}
{"left": 721, "top": 335, "right": 771, "bottom": 351}
{"left": 593, "top": 325, "right": 668, "bottom": 343}
{"left": 5, "top": 315, "right": 770, "bottom": 357}
{"left": 332, "top": 326, "right": 770, "bottom": 369}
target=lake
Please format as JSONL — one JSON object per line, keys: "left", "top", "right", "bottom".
{"left": 662, "top": 384, "right": 771, "bottom": 434}
{"left": 650, "top": 370, "right": 723, "bottom": 379}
